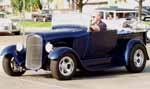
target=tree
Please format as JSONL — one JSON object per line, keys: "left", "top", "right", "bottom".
{"left": 11, "top": 0, "right": 42, "bottom": 12}
{"left": 74, "top": 0, "right": 108, "bottom": 13}
{"left": 11, "top": 0, "right": 23, "bottom": 12}
{"left": 26, "top": 0, "right": 42, "bottom": 12}
{"left": 74, "top": 0, "right": 88, "bottom": 13}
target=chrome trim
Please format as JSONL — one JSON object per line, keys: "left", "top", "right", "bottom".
{"left": 25, "top": 35, "right": 43, "bottom": 70}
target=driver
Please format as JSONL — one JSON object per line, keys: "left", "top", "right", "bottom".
{"left": 90, "top": 12, "right": 107, "bottom": 32}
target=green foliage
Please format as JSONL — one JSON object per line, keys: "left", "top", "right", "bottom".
{"left": 11, "top": 0, "right": 42, "bottom": 12}
{"left": 48, "top": 0, "right": 53, "bottom": 3}
{"left": 11, "top": 0, "right": 23, "bottom": 12}
{"left": 25, "top": 0, "right": 42, "bottom": 12}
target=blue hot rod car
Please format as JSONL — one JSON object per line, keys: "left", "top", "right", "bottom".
{"left": 1, "top": 14, "right": 149, "bottom": 80}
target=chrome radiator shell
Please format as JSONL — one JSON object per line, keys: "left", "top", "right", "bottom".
{"left": 25, "top": 35, "right": 43, "bottom": 70}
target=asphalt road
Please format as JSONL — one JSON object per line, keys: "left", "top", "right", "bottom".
{"left": 1, "top": 36, "right": 150, "bottom": 89}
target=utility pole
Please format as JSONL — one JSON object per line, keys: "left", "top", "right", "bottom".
{"left": 139, "top": 0, "right": 143, "bottom": 21}
{"left": 22, "top": 0, "right": 25, "bottom": 43}
{"left": 135, "top": 0, "right": 145, "bottom": 21}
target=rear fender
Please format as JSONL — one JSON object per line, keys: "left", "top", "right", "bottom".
{"left": 125, "top": 39, "right": 149, "bottom": 65}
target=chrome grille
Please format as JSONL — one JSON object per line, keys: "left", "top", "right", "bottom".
{"left": 25, "top": 35, "right": 43, "bottom": 70}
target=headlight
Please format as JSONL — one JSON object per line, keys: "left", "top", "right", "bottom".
{"left": 45, "top": 42, "right": 53, "bottom": 53}
{"left": 16, "top": 43, "right": 24, "bottom": 52}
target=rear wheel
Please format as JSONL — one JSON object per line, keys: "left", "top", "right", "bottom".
{"left": 2, "top": 55, "right": 26, "bottom": 76}
{"left": 126, "top": 44, "right": 147, "bottom": 73}
{"left": 50, "top": 53, "right": 77, "bottom": 80}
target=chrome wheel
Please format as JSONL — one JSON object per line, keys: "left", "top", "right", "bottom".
{"left": 10, "top": 57, "right": 24, "bottom": 72}
{"left": 51, "top": 53, "right": 77, "bottom": 80}
{"left": 10, "top": 57, "right": 17, "bottom": 72}
{"left": 59, "top": 56, "right": 74, "bottom": 76}
{"left": 133, "top": 49, "right": 144, "bottom": 68}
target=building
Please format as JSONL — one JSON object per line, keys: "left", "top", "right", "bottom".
{"left": 0, "top": 0, "right": 12, "bottom": 12}
{"left": 50, "top": 0, "right": 150, "bottom": 12}
{"left": 51, "top": 0, "right": 70, "bottom": 10}
{"left": 107, "top": 0, "right": 150, "bottom": 9}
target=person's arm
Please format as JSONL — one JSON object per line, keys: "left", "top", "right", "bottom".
{"left": 90, "top": 24, "right": 101, "bottom": 32}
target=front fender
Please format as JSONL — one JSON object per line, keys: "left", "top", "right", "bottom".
{"left": 1, "top": 45, "right": 25, "bottom": 65}
{"left": 1, "top": 45, "right": 16, "bottom": 56}
{"left": 48, "top": 47, "right": 80, "bottom": 60}
{"left": 125, "top": 39, "right": 149, "bottom": 65}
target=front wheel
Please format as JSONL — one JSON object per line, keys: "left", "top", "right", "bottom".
{"left": 126, "top": 44, "right": 147, "bottom": 73}
{"left": 50, "top": 53, "right": 77, "bottom": 80}
{"left": 2, "top": 55, "right": 26, "bottom": 76}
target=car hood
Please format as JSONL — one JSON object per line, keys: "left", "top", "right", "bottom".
{"left": 31, "top": 29, "right": 88, "bottom": 41}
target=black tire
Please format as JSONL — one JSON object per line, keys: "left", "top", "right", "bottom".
{"left": 2, "top": 55, "right": 26, "bottom": 76}
{"left": 50, "top": 53, "right": 77, "bottom": 80}
{"left": 13, "top": 31, "right": 20, "bottom": 35}
{"left": 126, "top": 44, "right": 147, "bottom": 73}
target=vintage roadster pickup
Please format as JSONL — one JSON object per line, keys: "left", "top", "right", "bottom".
{"left": 1, "top": 14, "right": 149, "bottom": 80}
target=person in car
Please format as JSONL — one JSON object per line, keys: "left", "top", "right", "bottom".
{"left": 90, "top": 12, "right": 107, "bottom": 32}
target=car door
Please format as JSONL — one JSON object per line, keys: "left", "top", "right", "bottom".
{"left": 85, "top": 30, "right": 117, "bottom": 59}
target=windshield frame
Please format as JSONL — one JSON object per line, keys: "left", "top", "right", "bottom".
{"left": 52, "top": 25, "right": 88, "bottom": 32}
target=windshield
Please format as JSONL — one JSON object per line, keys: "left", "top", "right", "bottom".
{"left": 144, "top": 6, "right": 150, "bottom": 11}
{"left": 52, "top": 25, "right": 87, "bottom": 32}
{"left": 52, "top": 13, "right": 91, "bottom": 28}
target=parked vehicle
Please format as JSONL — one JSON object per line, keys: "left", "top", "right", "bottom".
{"left": 0, "top": 12, "right": 21, "bottom": 35}
{"left": 95, "top": 7, "right": 138, "bottom": 30}
{"left": 135, "top": 6, "right": 150, "bottom": 20}
{"left": 1, "top": 14, "right": 149, "bottom": 80}
{"left": 96, "top": 7, "right": 137, "bottom": 20}
{"left": 32, "top": 9, "right": 52, "bottom": 22}
{"left": 0, "top": 31, "right": 12, "bottom": 36}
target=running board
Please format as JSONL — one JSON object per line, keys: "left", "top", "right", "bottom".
{"left": 82, "top": 57, "right": 112, "bottom": 68}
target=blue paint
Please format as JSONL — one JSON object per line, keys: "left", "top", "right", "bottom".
{"left": 117, "top": 29, "right": 133, "bottom": 35}
{"left": 48, "top": 47, "right": 80, "bottom": 60}
{"left": 0, "top": 45, "right": 16, "bottom": 56}
{"left": 1, "top": 45, "right": 26, "bottom": 65}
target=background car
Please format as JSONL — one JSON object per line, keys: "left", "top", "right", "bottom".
{"left": 96, "top": 7, "right": 137, "bottom": 20}
{"left": 0, "top": 12, "right": 21, "bottom": 35}
{"left": 32, "top": 9, "right": 52, "bottom": 22}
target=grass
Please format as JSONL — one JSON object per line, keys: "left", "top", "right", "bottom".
{"left": 145, "top": 22, "right": 150, "bottom": 26}
{"left": 19, "top": 21, "right": 52, "bottom": 28}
